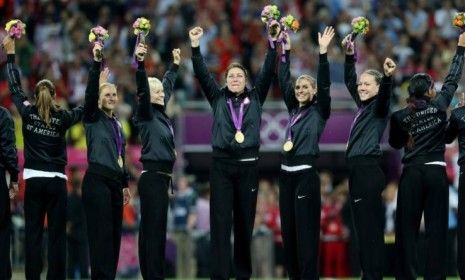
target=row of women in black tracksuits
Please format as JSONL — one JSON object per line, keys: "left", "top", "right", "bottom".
{"left": 1, "top": 36, "right": 180, "bottom": 279}
{"left": 1, "top": 25, "right": 464, "bottom": 280}
{"left": 189, "top": 25, "right": 465, "bottom": 280}
{"left": 2, "top": 34, "right": 134, "bottom": 279}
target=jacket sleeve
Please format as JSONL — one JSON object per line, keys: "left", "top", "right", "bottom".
{"left": 317, "top": 53, "right": 331, "bottom": 120}
{"left": 278, "top": 50, "right": 297, "bottom": 111}
{"left": 135, "top": 60, "right": 153, "bottom": 121}
{"left": 191, "top": 47, "right": 221, "bottom": 107}
{"left": 434, "top": 46, "right": 465, "bottom": 110}
{"left": 62, "top": 106, "right": 84, "bottom": 129}
{"left": 162, "top": 63, "right": 179, "bottom": 107}
{"left": 388, "top": 113, "right": 408, "bottom": 149}
{"left": 374, "top": 76, "right": 393, "bottom": 118}
{"left": 344, "top": 54, "right": 361, "bottom": 107}
{"left": 83, "top": 61, "right": 101, "bottom": 122}
{"left": 6, "top": 54, "right": 32, "bottom": 117}
{"left": 254, "top": 46, "right": 277, "bottom": 105}
{"left": 445, "top": 110, "right": 459, "bottom": 144}
{"left": 0, "top": 109, "right": 19, "bottom": 182}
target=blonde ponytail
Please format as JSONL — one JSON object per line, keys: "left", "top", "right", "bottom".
{"left": 34, "top": 80, "right": 58, "bottom": 128}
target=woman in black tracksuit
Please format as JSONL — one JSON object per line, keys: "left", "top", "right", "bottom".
{"left": 133, "top": 43, "right": 179, "bottom": 279}
{"left": 390, "top": 32, "right": 465, "bottom": 280}
{"left": 277, "top": 27, "right": 334, "bottom": 279}
{"left": 3, "top": 36, "right": 83, "bottom": 280}
{"left": 189, "top": 26, "right": 277, "bottom": 280}
{"left": 446, "top": 94, "right": 465, "bottom": 279}
{"left": 0, "top": 105, "right": 18, "bottom": 280}
{"left": 82, "top": 43, "right": 131, "bottom": 279}
{"left": 342, "top": 33, "right": 396, "bottom": 280}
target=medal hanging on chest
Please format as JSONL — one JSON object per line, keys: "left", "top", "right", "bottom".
{"left": 283, "top": 107, "right": 310, "bottom": 152}
{"left": 283, "top": 140, "right": 293, "bottom": 152}
{"left": 235, "top": 131, "right": 245, "bottom": 143}
{"left": 227, "top": 98, "right": 246, "bottom": 144}
{"left": 111, "top": 116, "right": 124, "bottom": 168}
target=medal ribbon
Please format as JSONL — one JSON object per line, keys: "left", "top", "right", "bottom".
{"left": 110, "top": 116, "right": 123, "bottom": 157}
{"left": 286, "top": 107, "right": 311, "bottom": 141}
{"left": 227, "top": 98, "right": 245, "bottom": 132}
{"left": 349, "top": 106, "right": 365, "bottom": 136}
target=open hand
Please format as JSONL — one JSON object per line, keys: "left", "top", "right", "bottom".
{"left": 99, "top": 67, "right": 110, "bottom": 85}
{"left": 318, "top": 26, "right": 335, "bottom": 54}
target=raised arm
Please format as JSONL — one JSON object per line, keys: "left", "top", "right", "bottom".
{"left": 62, "top": 106, "right": 84, "bottom": 129}
{"left": 134, "top": 43, "right": 152, "bottom": 121}
{"left": 162, "top": 48, "right": 180, "bottom": 105}
{"left": 375, "top": 58, "right": 396, "bottom": 118}
{"left": 278, "top": 33, "right": 297, "bottom": 111}
{"left": 342, "top": 34, "right": 361, "bottom": 107}
{"left": 190, "top": 27, "right": 220, "bottom": 106}
{"left": 388, "top": 114, "right": 408, "bottom": 149}
{"left": 254, "top": 22, "right": 279, "bottom": 105}
{"left": 434, "top": 33, "right": 465, "bottom": 110}
{"left": 3, "top": 36, "right": 31, "bottom": 117}
{"left": 83, "top": 44, "right": 103, "bottom": 122}
{"left": 316, "top": 26, "right": 335, "bottom": 120}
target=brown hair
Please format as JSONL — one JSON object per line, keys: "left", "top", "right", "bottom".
{"left": 224, "top": 62, "right": 248, "bottom": 79}
{"left": 362, "top": 69, "right": 383, "bottom": 84}
{"left": 34, "top": 79, "right": 59, "bottom": 128}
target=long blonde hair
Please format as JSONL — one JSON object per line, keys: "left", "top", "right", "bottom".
{"left": 34, "top": 79, "right": 59, "bottom": 128}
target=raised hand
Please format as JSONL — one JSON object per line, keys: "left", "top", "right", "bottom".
{"left": 172, "top": 48, "right": 181, "bottom": 65}
{"left": 189, "top": 27, "right": 204, "bottom": 47}
{"left": 99, "top": 67, "right": 110, "bottom": 85}
{"left": 459, "top": 32, "right": 465, "bottom": 47}
{"left": 92, "top": 43, "right": 103, "bottom": 62}
{"left": 135, "top": 43, "right": 147, "bottom": 61}
{"left": 318, "top": 26, "right": 335, "bottom": 54}
{"left": 383, "top": 57, "right": 396, "bottom": 77}
{"left": 283, "top": 32, "right": 291, "bottom": 51}
{"left": 341, "top": 33, "right": 355, "bottom": 55}
{"left": 268, "top": 20, "right": 281, "bottom": 41}
{"left": 2, "top": 36, "right": 15, "bottom": 54}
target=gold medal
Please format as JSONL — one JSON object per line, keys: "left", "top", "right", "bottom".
{"left": 117, "top": 156, "right": 123, "bottom": 168}
{"left": 283, "top": 140, "right": 294, "bottom": 152}
{"left": 235, "top": 131, "right": 245, "bottom": 143}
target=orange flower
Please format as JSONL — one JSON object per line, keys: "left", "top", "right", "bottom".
{"left": 291, "top": 20, "right": 300, "bottom": 31}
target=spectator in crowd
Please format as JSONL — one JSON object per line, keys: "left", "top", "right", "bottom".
{"left": 171, "top": 175, "right": 197, "bottom": 278}
{"left": 66, "top": 166, "right": 89, "bottom": 279}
